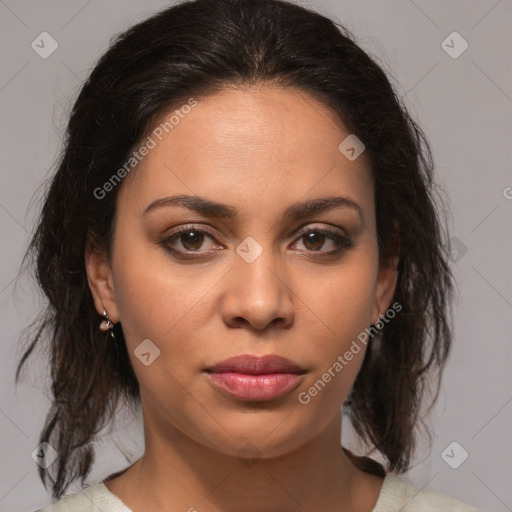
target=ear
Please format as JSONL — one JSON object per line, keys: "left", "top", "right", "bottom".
{"left": 85, "top": 232, "right": 119, "bottom": 323}
{"left": 371, "top": 222, "right": 400, "bottom": 324}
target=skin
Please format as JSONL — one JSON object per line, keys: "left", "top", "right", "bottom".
{"left": 86, "top": 85, "right": 399, "bottom": 512}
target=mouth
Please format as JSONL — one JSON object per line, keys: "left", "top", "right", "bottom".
{"left": 204, "top": 354, "right": 306, "bottom": 401}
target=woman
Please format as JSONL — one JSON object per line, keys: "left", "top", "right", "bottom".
{"left": 17, "top": 0, "right": 479, "bottom": 510}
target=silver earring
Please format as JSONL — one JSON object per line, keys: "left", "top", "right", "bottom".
{"left": 99, "top": 308, "right": 115, "bottom": 340}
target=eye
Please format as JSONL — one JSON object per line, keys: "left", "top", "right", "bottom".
{"left": 291, "top": 227, "right": 353, "bottom": 258}
{"left": 161, "top": 225, "right": 222, "bottom": 258}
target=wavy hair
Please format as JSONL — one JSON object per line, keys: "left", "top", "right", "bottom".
{"left": 16, "top": 0, "right": 455, "bottom": 499}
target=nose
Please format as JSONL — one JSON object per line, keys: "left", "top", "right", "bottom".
{"left": 221, "top": 246, "right": 295, "bottom": 332}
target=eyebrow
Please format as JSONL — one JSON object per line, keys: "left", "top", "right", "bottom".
{"left": 142, "top": 194, "right": 364, "bottom": 223}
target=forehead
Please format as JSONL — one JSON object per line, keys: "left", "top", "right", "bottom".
{"left": 118, "top": 85, "right": 374, "bottom": 225}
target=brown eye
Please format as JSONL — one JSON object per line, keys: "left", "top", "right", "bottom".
{"left": 302, "top": 231, "right": 326, "bottom": 251}
{"left": 161, "top": 225, "right": 221, "bottom": 257}
{"left": 292, "top": 227, "right": 354, "bottom": 259}
{"left": 178, "top": 230, "right": 206, "bottom": 251}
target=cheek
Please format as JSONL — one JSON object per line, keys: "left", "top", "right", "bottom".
{"left": 112, "top": 230, "right": 209, "bottom": 340}
{"left": 110, "top": 234, "right": 216, "bottom": 392}
{"left": 297, "top": 258, "right": 377, "bottom": 389}
{"left": 304, "top": 255, "right": 377, "bottom": 343}
{"left": 111, "top": 253, "right": 206, "bottom": 428}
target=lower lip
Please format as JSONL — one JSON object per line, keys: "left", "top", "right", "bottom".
{"left": 206, "top": 372, "right": 303, "bottom": 401}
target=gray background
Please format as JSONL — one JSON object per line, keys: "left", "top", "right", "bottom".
{"left": 1, "top": 0, "right": 510, "bottom": 510}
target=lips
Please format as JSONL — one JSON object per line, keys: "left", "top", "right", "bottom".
{"left": 204, "top": 354, "right": 306, "bottom": 401}
{"left": 206, "top": 354, "right": 305, "bottom": 375}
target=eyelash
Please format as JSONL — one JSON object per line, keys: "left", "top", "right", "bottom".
{"left": 159, "top": 224, "right": 354, "bottom": 260}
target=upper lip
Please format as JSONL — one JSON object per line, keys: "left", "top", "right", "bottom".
{"left": 205, "top": 354, "right": 305, "bottom": 375}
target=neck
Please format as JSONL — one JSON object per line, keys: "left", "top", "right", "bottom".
{"left": 106, "top": 410, "right": 384, "bottom": 512}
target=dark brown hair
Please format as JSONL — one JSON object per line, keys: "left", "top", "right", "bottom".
{"left": 16, "top": 0, "right": 455, "bottom": 499}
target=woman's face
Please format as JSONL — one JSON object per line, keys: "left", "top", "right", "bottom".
{"left": 88, "top": 85, "right": 398, "bottom": 458}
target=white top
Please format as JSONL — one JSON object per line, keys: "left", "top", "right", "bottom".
{"left": 35, "top": 473, "right": 479, "bottom": 511}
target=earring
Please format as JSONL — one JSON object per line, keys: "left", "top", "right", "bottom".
{"left": 99, "top": 308, "right": 116, "bottom": 341}
{"left": 370, "top": 311, "right": 384, "bottom": 330}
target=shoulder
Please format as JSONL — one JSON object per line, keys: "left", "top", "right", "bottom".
{"left": 374, "top": 473, "right": 480, "bottom": 512}
{"left": 33, "top": 482, "right": 132, "bottom": 512}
